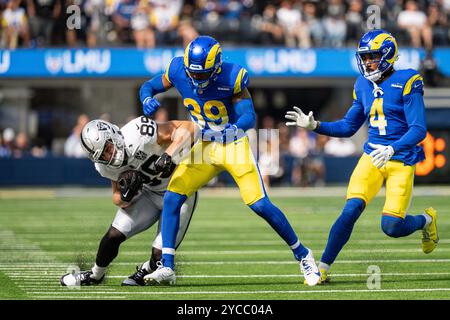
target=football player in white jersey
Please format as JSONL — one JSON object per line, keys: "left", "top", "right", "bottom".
{"left": 60, "top": 116, "right": 199, "bottom": 286}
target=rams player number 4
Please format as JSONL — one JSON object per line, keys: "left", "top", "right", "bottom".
{"left": 285, "top": 29, "right": 439, "bottom": 285}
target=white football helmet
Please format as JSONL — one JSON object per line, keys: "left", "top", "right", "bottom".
{"left": 80, "top": 119, "right": 126, "bottom": 168}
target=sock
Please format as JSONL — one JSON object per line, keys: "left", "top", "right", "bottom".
{"left": 381, "top": 214, "right": 426, "bottom": 238}
{"left": 289, "top": 239, "right": 309, "bottom": 260}
{"left": 161, "top": 191, "right": 187, "bottom": 270}
{"left": 162, "top": 249, "right": 175, "bottom": 270}
{"left": 141, "top": 260, "right": 151, "bottom": 272}
{"left": 321, "top": 198, "right": 365, "bottom": 265}
{"left": 91, "top": 264, "right": 106, "bottom": 280}
{"left": 422, "top": 213, "right": 432, "bottom": 228}
{"left": 249, "top": 197, "right": 308, "bottom": 260}
{"left": 318, "top": 262, "right": 330, "bottom": 273}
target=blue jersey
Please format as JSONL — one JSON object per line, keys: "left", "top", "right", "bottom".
{"left": 316, "top": 69, "right": 427, "bottom": 165}
{"left": 164, "top": 56, "right": 249, "bottom": 133}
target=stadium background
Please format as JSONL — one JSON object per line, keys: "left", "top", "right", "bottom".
{"left": 1, "top": 0, "right": 450, "bottom": 187}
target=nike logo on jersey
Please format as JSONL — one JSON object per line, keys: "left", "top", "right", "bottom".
{"left": 391, "top": 83, "right": 403, "bottom": 89}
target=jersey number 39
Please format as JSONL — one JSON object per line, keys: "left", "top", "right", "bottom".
{"left": 183, "top": 98, "right": 229, "bottom": 130}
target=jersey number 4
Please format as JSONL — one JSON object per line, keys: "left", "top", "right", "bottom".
{"left": 370, "top": 98, "right": 387, "bottom": 135}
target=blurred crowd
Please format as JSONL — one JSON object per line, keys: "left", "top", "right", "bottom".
{"left": 1, "top": 0, "right": 449, "bottom": 49}
{"left": 0, "top": 112, "right": 358, "bottom": 188}
{"left": 256, "top": 115, "right": 357, "bottom": 188}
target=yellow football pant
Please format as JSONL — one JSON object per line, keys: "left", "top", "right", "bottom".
{"left": 168, "top": 136, "right": 266, "bottom": 205}
{"left": 347, "top": 153, "right": 415, "bottom": 218}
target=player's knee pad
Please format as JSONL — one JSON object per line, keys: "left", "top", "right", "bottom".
{"left": 330, "top": 198, "right": 365, "bottom": 235}
{"left": 381, "top": 215, "right": 404, "bottom": 238}
{"left": 249, "top": 197, "right": 286, "bottom": 225}
{"left": 341, "top": 198, "right": 366, "bottom": 225}
{"left": 249, "top": 197, "right": 274, "bottom": 215}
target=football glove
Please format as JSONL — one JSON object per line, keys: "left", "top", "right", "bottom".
{"left": 285, "top": 106, "right": 318, "bottom": 130}
{"left": 368, "top": 143, "right": 394, "bottom": 168}
{"left": 117, "top": 170, "right": 144, "bottom": 202}
{"left": 154, "top": 152, "right": 176, "bottom": 177}
{"left": 142, "top": 97, "right": 161, "bottom": 117}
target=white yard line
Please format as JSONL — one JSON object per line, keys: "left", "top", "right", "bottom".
{"left": 24, "top": 288, "right": 450, "bottom": 296}
{"left": 105, "top": 272, "right": 450, "bottom": 279}
{"left": 0, "top": 228, "right": 121, "bottom": 298}
{"left": 11, "top": 272, "right": 450, "bottom": 281}
{"left": 17, "top": 248, "right": 449, "bottom": 256}
{"left": 1, "top": 258, "right": 450, "bottom": 269}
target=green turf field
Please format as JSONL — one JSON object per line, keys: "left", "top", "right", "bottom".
{"left": 0, "top": 190, "right": 449, "bottom": 300}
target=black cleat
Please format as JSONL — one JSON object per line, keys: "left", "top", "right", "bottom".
{"left": 121, "top": 265, "right": 150, "bottom": 286}
{"left": 60, "top": 270, "right": 104, "bottom": 287}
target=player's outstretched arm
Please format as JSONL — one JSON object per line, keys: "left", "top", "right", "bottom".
{"left": 285, "top": 99, "right": 366, "bottom": 138}
{"left": 157, "top": 120, "right": 199, "bottom": 157}
{"left": 285, "top": 106, "right": 318, "bottom": 130}
{"left": 140, "top": 74, "right": 173, "bottom": 117}
{"left": 152, "top": 121, "right": 199, "bottom": 175}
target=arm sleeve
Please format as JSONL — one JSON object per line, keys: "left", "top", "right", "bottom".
{"left": 390, "top": 92, "right": 427, "bottom": 153}
{"left": 233, "top": 98, "right": 256, "bottom": 132}
{"left": 139, "top": 74, "right": 166, "bottom": 104}
{"left": 314, "top": 99, "right": 366, "bottom": 137}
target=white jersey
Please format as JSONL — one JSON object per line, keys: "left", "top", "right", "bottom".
{"left": 95, "top": 116, "right": 172, "bottom": 193}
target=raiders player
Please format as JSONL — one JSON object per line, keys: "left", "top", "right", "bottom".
{"left": 60, "top": 116, "right": 199, "bottom": 286}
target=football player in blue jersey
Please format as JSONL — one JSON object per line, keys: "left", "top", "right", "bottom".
{"left": 138, "top": 35, "right": 321, "bottom": 286}
{"left": 285, "top": 29, "right": 438, "bottom": 284}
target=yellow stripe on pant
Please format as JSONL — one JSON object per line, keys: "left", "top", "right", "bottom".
{"left": 168, "top": 136, "right": 266, "bottom": 205}
{"left": 346, "top": 153, "right": 415, "bottom": 218}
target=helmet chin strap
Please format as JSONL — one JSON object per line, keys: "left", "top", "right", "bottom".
{"left": 367, "top": 66, "right": 395, "bottom": 98}
{"left": 370, "top": 79, "right": 384, "bottom": 98}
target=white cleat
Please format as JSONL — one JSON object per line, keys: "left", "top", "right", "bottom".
{"left": 299, "top": 249, "right": 321, "bottom": 286}
{"left": 143, "top": 261, "right": 176, "bottom": 285}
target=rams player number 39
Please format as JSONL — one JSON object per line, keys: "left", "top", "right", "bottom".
{"left": 139, "top": 35, "right": 321, "bottom": 286}
{"left": 285, "top": 29, "right": 439, "bottom": 284}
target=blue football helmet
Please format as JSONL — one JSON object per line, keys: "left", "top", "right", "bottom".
{"left": 356, "top": 29, "right": 398, "bottom": 82}
{"left": 183, "top": 35, "right": 222, "bottom": 90}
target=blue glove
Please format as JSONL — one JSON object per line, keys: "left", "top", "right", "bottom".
{"left": 142, "top": 97, "right": 161, "bottom": 117}
{"left": 202, "top": 123, "right": 239, "bottom": 143}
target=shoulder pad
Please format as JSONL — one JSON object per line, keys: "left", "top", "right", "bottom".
{"left": 402, "top": 71, "right": 424, "bottom": 96}
{"left": 164, "top": 56, "right": 184, "bottom": 85}
{"left": 232, "top": 65, "right": 249, "bottom": 95}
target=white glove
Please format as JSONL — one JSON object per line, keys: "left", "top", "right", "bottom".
{"left": 285, "top": 106, "right": 318, "bottom": 130}
{"left": 368, "top": 143, "right": 394, "bottom": 168}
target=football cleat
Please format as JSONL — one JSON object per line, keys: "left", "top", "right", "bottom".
{"left": 143, "top": 261, "right": 176, "bottom": 285}
{"left": 422, "top": 207, "right": 439, "bottom": 254}
{"left": 303, "top": 268, "right": 330, "bottom": 285}
{"left": 299, "top": 249, "right": 321, "bottom": 286}
{"left": 121, "top": 265, "right": 150, "bottom": 286}
{"left": 60, "top": 270, "right": 104, "bottom": 287}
